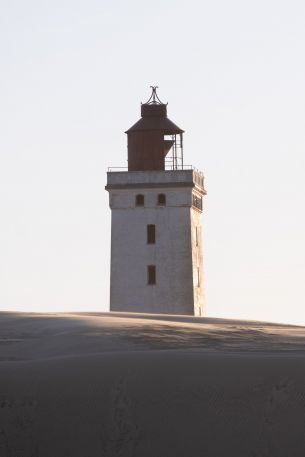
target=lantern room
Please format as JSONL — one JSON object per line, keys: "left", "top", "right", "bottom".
{"left": 125, "top": 86, "right": 184, "bottom": 171}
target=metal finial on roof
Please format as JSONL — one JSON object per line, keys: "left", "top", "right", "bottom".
{"left": 143, "top": 86, "right": 166, "bottom": 105}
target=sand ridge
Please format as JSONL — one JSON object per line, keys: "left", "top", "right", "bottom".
{"left": 0, "top": 312, "right": 305, "bottom": 361}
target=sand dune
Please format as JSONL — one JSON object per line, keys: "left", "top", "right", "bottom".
{"left": 1, "top": 312, "right": 305, "bottom": 456}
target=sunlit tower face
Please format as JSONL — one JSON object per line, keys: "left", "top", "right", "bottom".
{"left": 106, "top": 87, "right": 206, "bottom": 316}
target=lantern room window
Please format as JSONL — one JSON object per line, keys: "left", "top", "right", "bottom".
{"left": 135, "top": 194, "right": 144, "bottom": 206}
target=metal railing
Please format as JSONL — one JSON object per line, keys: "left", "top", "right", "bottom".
{"left": 107, "top": 166, "right": 128, "bottom": 172}
{"left": 107, "top": 164, "right": 201, "bottom": 173}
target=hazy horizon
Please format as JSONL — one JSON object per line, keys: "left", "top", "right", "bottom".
{"left": 1, "top": 0, "right": 304, "bottom": 325}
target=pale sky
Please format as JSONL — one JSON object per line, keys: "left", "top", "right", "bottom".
{"left": 0, "top": 0, "right": 304, "bottom": 325}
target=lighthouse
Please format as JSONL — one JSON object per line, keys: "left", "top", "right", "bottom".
{"left": 105, "top": 87, "right": 206, "bottom": 316}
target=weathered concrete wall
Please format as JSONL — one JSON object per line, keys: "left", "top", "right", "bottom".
{"left": 106, "top": 170, "right": 205, "bottom": 315}
{"left": 107, "top": 169, "right": 199, "bottom": 187}
{"left": 191, "top": 207, "right": 205, "bottom": 316}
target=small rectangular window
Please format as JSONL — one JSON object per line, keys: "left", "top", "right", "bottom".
{"left": 147, "top": 224, "right": 156, "bottom": 244}
{"left": 136, "top": 194, "right": 144, "bottom": 206}
{"left": 147, "top": 265, "right": 156, "bottom": 285}
{"left": 158, "top": 193, "right": 166, "bottom": 205}
{"left": 192, "top": 194, "right": 202, "bottom": 211}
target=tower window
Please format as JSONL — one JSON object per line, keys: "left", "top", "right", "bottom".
{"left": 197, "top": 267, "right": 200, "bottom": 287}
{"left": 157, "top": 193, "right": 166, "bottom": 206}
{"left": 147, "top": 265, "right": 156, "bottom": 285}
{"left": 192, "top": 194, "right": 202, "bottom": 211}
{"left": 147, "top": 224, "right": 156, "bottom": 244}
{"left": 136, "top": 194, "right": 144, "bottom": 206}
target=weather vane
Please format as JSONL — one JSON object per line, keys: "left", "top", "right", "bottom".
{"left": 142, "top": 86, "right": 166, "bottom": 105}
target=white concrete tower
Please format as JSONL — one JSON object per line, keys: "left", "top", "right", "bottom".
{"left": 106, "top": 87, "right": 206, "bottom": 316}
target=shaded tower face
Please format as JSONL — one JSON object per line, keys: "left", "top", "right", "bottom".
{"left": 126, "top": 87, "right": 184, "bottom": 171}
